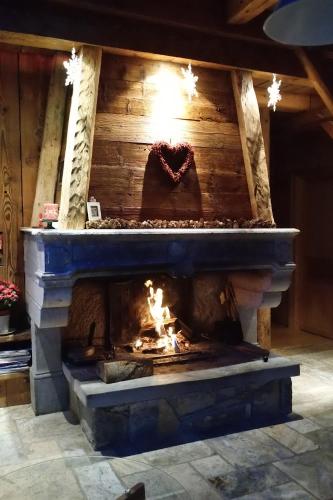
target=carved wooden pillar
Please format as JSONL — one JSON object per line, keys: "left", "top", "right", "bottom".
{"left": 58, "top": 45, "right": 102, "bottom": 229}
{"left": 232, "top": 70, "right": 274, "bottom": 348}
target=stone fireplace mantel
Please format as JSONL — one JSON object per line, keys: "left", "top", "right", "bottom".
{"left": 22, "top": 228, "right": 298, "bottom": 414}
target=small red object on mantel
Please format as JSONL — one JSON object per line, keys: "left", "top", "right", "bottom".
{"left": 42, "top": 203, "right": 59, "bottom": 229}
{"left": 43, "top": 203, "right": 59, "bottom": 221}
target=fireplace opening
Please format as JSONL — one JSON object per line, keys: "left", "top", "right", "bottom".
{"left": 63, "top": 272, "right": 269, "bottom": 379}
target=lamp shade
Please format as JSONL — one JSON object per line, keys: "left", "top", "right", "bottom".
{"left": 263, "top": 0, "right": 333, "bottom": 46}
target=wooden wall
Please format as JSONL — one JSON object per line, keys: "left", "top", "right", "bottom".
{"left": 271, "top": 121, "right": 333, "bottom": 340}
{"left": 0, "top": 47, "right": 53, "bottom": 284}
{"left": 89, "top": 54, "right": 252, "bottom": 221}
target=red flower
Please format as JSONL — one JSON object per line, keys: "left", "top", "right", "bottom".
{"left": 0, "top": 280, "right": 19, "bottom": 310}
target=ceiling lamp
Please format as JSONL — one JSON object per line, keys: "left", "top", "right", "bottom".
{"left": 263, "top": 0, "right": 333, "bottom": 46}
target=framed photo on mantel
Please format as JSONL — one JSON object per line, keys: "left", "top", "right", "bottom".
{"left": 87, "top": 197, "right": 101, "bottom": 221}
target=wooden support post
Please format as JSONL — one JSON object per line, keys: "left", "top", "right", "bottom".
{"left": 30, "top": 53, "right": 67, "bottom": 227}
{"left": 232, "top": 70, "right": 274, "bottom": 349}
{"left": 58, "top": 45, "right": 102, "bottom": 229}
{"left": 231, "top": 70, "right": 274, "bottom": 222}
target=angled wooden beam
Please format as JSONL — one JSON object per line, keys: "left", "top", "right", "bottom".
{"left": 231, "top": 70, "right": 274, "bottom": 222}
{"left": 58, "top": 45, "right": 102, "bottom": 229}
{"left": 228, "top": 0, "right": 277, "bottom": 24}
{"left": 31, "top": 53, "right": 67, "bottom": 227}
{"left": 296, "top": 48, "right": 333, "bottom": 117}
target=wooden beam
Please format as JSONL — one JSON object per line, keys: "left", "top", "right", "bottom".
{"left": 296, "top": 48, "right": 333, "bottom": 117}
{"left": 58, "top": 46, "right": 101, "bottom": 229}
{"left": 259, "top": 107, "right": 270, "bottom": 172}
{"left": 31, "top": 53, "right": 67, "bottom": 227}
{"left": 0, "top": 2, "right": 309, "bottom": 83}
{"left": 228, "top": 0, "right": 277, "bottom": 24}
{"left": 231, "top": 70, "right": 274, "bottom": 222}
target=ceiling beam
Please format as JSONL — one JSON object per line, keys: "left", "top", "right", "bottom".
{"left": 227, "top": 0, "right": 278, "bottom": 24}
{"left": 0, "top": 3, "right": 309, "bottom": 85}
{"left": 296, "top": 48, "right": 333, "bottom": 117}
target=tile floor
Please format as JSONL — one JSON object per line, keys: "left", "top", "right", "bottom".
{"left": 0, "top": 331, "right": 332, "bottom": 499}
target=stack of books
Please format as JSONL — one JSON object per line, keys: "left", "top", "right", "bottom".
{"left": 0, "top": 349, "right": 31, "bottom": 374}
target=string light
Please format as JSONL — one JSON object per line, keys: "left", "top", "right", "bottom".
{"left": 267, "top": 73, "right": 282, "bottom": 112}
{"left": 181, "top": 63, "right": 198, "bottom": 102}
{"left": 63, "top": 48, "right": 81, "bottom": 86}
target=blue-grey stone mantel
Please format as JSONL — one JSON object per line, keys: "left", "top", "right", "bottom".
{"left": 22, "top": 228, "right": 298, "bottom": 415}
{"left": 22, "top": 228, "right": 298, "bottom": 284}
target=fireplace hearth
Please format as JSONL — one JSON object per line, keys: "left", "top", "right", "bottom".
{"left": 22, "top": 227, "right": 299, "bottom": 447}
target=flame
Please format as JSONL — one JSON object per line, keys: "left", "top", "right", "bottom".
{"left": 145, "top": 280, "right": 170, "bottom": 336}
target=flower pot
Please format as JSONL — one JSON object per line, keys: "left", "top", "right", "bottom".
{"left": 0, "top": 309, "right": 10, "bottom": 335}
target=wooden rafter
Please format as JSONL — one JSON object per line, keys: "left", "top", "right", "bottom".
{"left": 295, "top": 48, "right": 333, "bottom": 139}
{"left": 227, "top": 0, "right": 277, "bottom": 24}
{"left": 296, "top": 48, "right": 333, "bottom": 117}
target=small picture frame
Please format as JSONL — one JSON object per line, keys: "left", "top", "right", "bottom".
{"left": 87, "top": 201, "right": 101, "bottom": 221}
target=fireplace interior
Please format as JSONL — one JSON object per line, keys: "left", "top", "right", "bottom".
{"left": 63, "top": 272, "right": 270, "bottom": 377}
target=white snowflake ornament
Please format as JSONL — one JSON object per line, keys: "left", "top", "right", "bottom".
{"left": 181, "top": 63, "right": 198, "bottom": 102}
{"left": 267, "top": 73, "right": 282, "bottom": 112}
{"left": 63, "top": 48, "right": 81, "bottom": 86}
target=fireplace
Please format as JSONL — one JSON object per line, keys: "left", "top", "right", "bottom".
{"left": 23, "top": 227, "right": 299, "bottom": 448}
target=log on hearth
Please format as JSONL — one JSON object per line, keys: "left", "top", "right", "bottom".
{"left": 97, "top": 358, "right": 153, "bottom": 384}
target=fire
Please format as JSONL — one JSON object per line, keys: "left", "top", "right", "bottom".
{"left": 144, "top": 280, "right": 170, "bottom": 336}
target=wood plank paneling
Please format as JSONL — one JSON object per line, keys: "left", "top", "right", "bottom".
{"left": 0, "top": 51, "right": 22, "bottom": 283}
{"left": 90, "top": 55, "right": 251, "bottom": 220}
{"left": 19, "top": 52, "right": 52, "bottom": 227}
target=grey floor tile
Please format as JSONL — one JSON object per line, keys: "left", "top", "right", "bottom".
{"left": 207, "top": 463, "right": 289, "bottom": 499}
{"left": 0, "top": 433, "right": 25, "bottom": 468}
{"left": 163, "top": 463, "right": 221, "bottom": 500}
{"left": 262, "top": 424, "right": 319, "bottom": 454}
{"left": 0, "top": 460, "right": 83, "bottom": 500}
{"left": 55, "top": 431, "right": 95, "bottom": 457}
{"left": 110, "top": 457, "right": 152, "bottom": 477}
{"left": 286, "top": 418, "right": 321, "bottom": 434}
{"left": 305, "top": 428, "right": 333, "bottom": 452}
{"left": 206, "top": 429, "right": 293, "bottom": 468}
{"left": 237, "top": 481, "right": 316, "bottom": 500}
{"left": 15, "top": 412, "right": 81, "bottom": 444}
{"left": 74, "top": 461, "right": 125, "bottom": 499}
{"left": 123, "top": 467, "right": 190, "bottom": 499}
{"left": 140, "top": 441, "right": 213, "bottom": 467}
{"left": 308, "top": 409, "right": 333, "bottom": 428}
{"left": 274, "top": 449, "right": 333, "bottom": 499}
{"left": 191, "top": 454, "right": 234, "bottom": 479}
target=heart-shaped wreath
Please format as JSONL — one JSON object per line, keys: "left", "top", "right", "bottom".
{"left": 150, "top": 141, "right": 195, "bottom": 183}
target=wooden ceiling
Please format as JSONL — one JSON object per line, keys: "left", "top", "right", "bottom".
{"left": 0, "top": 0, "right": 332, "bottom": 135}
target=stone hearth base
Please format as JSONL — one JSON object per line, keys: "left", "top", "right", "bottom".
{"left": 64, "top": 356, "right": 299, "bottom": 450}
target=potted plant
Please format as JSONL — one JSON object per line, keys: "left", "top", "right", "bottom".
{"left": 0, "top": 280, "right": 19, "bottom": 334}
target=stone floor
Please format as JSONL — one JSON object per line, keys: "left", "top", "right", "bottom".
{"left": 0, "top": 331, "right": 333, "bottom": 499}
